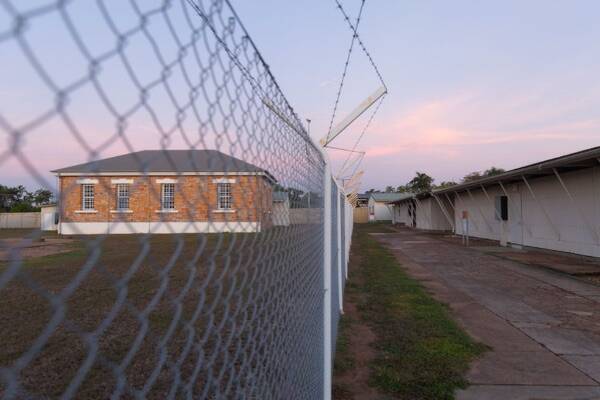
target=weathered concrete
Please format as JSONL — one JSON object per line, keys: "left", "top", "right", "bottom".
{"left": 371, "top": 227, "right": 600, "bottom": 399}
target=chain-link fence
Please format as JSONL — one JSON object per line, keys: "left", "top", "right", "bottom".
{"left": 0, "top": 1, "right": 352, "bottom": 399}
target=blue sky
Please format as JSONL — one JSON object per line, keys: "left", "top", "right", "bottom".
{"left": 234, "top": 0, "right": 600, "bottom": 189}
{"left": 1, "top": 1, "right": 599, "bottom": 191}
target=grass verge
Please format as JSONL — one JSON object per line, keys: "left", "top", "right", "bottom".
{"left": 337, "top": 223, "right": 486, "bottom": 399}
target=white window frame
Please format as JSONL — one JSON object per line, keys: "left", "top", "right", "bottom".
{"left": 161, "top": 183, "right": 175, "bottom": 210}
{"left": 217, "top": 182, "right": 233, "bottom": 210}
{"left": 81, "top": 184, "right": 95, "bottom": 210}
{"left": 116, "top": 183, "right": 130, "bottom": 210}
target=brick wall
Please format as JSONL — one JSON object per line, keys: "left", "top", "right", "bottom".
{"left": 59, "top": 175, "right": 273, "bottom": 225}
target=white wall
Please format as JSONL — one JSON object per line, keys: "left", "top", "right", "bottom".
{"left": 59, "top": 221, "right": 261, "bottom": 234}
{"left": 272, "top": 200, "right": 290, "bottom": 226}
{"left": 41, "top": 206, "right": 58, "bottom": 231}
{"left": 453, "top": 166, "right": 600, "bottom": 258}
{"left": 415, "top": 197, "right": 453, "bottom": 231}
{"left": 368, "top": 198, "right": 393, "bottom": 221}
{"left": 0, "top": 212, "right": 40, "bottom": 229}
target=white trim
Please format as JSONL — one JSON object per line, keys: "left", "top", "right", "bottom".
{"left": 155, "top": 209, "right": 179, "bottom": 213}
{"left": 212, "top": 209, "right": 236, "bottom": 214}
{"left": 75, "top": 210, "right": 98, "bottom": 214}
{"left": 59, "top": 221, "right": 260, "bottom": 234}
{"left": 110, "top": 209, "right": 133, "bottom": 214}
{"left": 156, "top": 178, "right": 178, "bottom": 184}
{"left": 212, "top": 178, "right": 237, "bottom": 184}
{"left": 76, "top": 178, "right": 98, "bottom": 184}
{"left": 57, "top": 172, "right": 266, "bottom": 177}
{"left": 111, "top": 178, "right": 134, "bottom": 184}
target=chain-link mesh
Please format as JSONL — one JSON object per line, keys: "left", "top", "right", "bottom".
{"left": 0, "top": 1, "right": 351, "bottom": 399}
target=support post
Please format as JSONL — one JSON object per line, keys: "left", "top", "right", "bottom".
{"left": 432, "top": 194, "right": 455, "bottom": 232}
{"left": 323, "top": 163, "right": 332, "bottom": 400}
{"left": 521, "top": 175, "right": 560, "bottom": 240}
{"left": 552, "top": 168, "right": 599, "bottom": 243}
{"left": 336, "top": 185, "right": 344, "bottom": 313}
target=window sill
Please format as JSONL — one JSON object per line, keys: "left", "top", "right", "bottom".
{"left": 155, "top": 209, "right": 179, "bottom": 213}
{"left": 212, "top": 209, "right": 236, "bottom": 214}
{"left": 75, "top": 210, "right": 98, "bottom": 214}
{"left": 111, "top": 209, "right": 133, "bottom": 214}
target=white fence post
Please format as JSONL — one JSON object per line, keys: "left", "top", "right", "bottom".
{"left": 323, "top": 163, "right": 332, "bottom": 400}
{"left": 336, "top": 184, "right": 343, "bottom": 314}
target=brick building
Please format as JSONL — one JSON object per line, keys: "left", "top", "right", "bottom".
{"left": 52, "top": 150, "right": 275, "bottom": 234}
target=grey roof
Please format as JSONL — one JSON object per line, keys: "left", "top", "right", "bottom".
{"left": 433, "top": 145, "right": 600, "bottom": 195}
{"left": 370, "top": 192, "right": 412, "bottom": 203}
{"left": 52, "top": 150, "right": 270, "bottom": 176}
{"left": 273, "top": 191, "right": 288, "bottom": 202}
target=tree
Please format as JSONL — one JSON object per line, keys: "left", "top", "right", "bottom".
{"left": 396, "top": 185, "right": 409, "bottom": 193}
{"left": 406, "top": 172, "right": 434, "bottom": 193}
{"left": 435, "top": 181, "right": 457, "bottom": 189}
{"left": 462, "top": 171, "right": 483, "bottom": 183}
{"left": 0, "top": 184, "right": 53, "bottom": 212}
{"left": 384, "top": 185, "right": 395, "bottom": 193}
{"left": 462, "top": 166, "right": 505, "bottom": 183}
{"left": 483, "top": 167, "right": 505, "bottom": 177}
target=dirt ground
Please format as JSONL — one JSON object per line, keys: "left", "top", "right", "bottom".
{"left": 333, "top": 250, "right": 384, "bottom": 400}
{"left": 0, "top": 226, "right": 324, "bottom": 399}
{"left": 374, "top": 226, "right": 600, "bottom": 400}
{"left": 0, "top": 238, "right": 75, "bottom": 261}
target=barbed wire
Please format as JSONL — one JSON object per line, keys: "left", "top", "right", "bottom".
{"left": 325, "top": 0, "right": 366, "bottom": 142}
{"left": 333, "top": 0, "right": 387, "bottom": 91}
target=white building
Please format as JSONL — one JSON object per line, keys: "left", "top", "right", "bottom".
{"left": 40, "top": 204, "right": 58, "bottom": 231}
{"left": 395, "top": 147, "right": 600, "bottom": 258}
{"left": 272, "top": 191, "right": 290, "bottom": 226}
{"left": 391, "top": 194, "right": 453, "bottom": 231}
{"left": 368, "top": 193, "right": 412, "bottom": 222}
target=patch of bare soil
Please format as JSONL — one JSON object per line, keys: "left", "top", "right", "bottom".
{"left": 0, "top": 238, "right": 74, "bottom": 261}
{"left": 333, "top": 252, "right": 386, "bottom": 400}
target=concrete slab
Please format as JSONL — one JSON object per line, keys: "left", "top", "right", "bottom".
{"left": 452, "top": 304, "right": 545, "bottom": 352}
{"left": 519, "top": 327, "right": 600, "bottom": 356}
{"left": 457, "top": 385, "right": 600, "bottom": 400}
{"left": 372, "top": 228, "right": 600, "bottom": 396}
{"left": 467, "top": 350, "right": 597, "bottom": 386}
{"left": 563, "top": 355, "right": 600, "bottom": 383}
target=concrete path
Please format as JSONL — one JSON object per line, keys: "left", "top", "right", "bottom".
{"left": 371, "top": 228, "right": 600, "bottom": 400}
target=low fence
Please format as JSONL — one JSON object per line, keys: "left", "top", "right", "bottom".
{"left": 0, "top": 212, "right": 40, "bottom": 229}
{"left": 353, "top": 207, "right": 369, "bottom": 223}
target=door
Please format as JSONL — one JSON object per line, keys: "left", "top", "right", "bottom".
{"left": 41, "top": 212, "right": 54, "bottom": 231}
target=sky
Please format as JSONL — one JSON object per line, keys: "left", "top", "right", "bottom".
{"left": 1, "top": 1, "right": 599, "bottom": 192}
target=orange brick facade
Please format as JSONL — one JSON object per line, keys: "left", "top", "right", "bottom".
{"left": 58, "top": 175, "right": 273, "bottom": 231}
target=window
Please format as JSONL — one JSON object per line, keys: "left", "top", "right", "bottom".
{"left": 217, "top": 183, "right": 232, "bottom": 210}
{"left": 82, "top": 184, "right": 95, "bottom": 210}
{"left": 116, "top": 184, "right": 129, "bottom": 210}
{"left": 161, "top": 183, "right": 175, "bottom": 210}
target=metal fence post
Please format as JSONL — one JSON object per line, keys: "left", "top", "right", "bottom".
{"left": 337, "top": 184, "right": 343, "bottom": 313}
{"left": 323, "top": 162, "right": 333, "bottom": 400}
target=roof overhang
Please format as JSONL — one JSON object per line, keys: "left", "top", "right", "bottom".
{"left": 434, "top": 146, "right": 600, "bottom": 195}
{"left": 55, "top": 171, "right": 278, "bottom": 185}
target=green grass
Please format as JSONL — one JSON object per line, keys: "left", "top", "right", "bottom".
{"left": 333, "top": 316, "right": 354, "bottom": 375}
{"left": 347, "top": 224, "right": 486, "bottom": 399}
